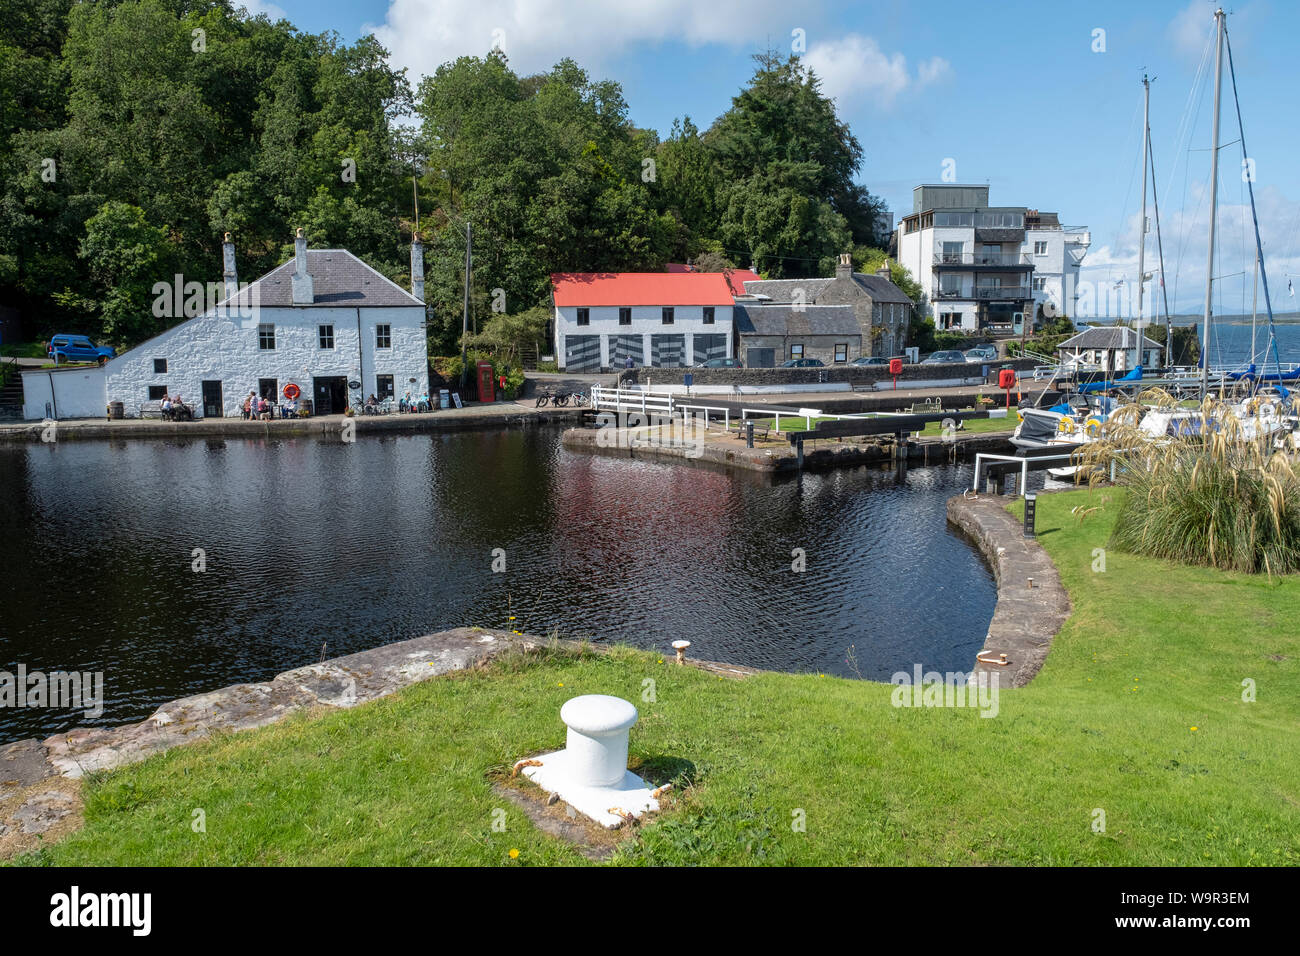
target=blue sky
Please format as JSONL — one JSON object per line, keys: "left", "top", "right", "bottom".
{"left": 244, "top": 0, "right": 1300, "bottom": 317}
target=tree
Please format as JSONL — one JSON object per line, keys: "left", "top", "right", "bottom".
{"left": 79, "top": 201, "right": 172, "bottom": 343}
{"left": 704, "top": 52, "right": 884, "bottom": 274}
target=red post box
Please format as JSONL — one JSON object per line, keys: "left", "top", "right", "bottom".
{"left": 476, "top": 360, "right": 495, "bottom": 403}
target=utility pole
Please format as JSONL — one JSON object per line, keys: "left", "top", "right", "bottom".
{"left": 1136, "top": 73, "right": 1150, "bottom": 373}
{"left": 1201, "top": 9, "right": 1225, "bottom": 397}
{"left": 460, "top": 222, "right": 472, "bottom": 391}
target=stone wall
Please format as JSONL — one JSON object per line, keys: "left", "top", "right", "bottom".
{"left": 621, "top": 356, "right": 1037, "bottom": 388}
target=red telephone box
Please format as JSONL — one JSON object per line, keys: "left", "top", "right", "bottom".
{"left": 476, "top": 361, "right": 495, "bottom": 403}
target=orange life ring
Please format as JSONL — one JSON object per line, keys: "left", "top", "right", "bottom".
{"left": 283, "top": 383, "right": 301, "bottom": 400}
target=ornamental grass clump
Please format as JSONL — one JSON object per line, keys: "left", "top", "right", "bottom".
{"left": 1075, "top": 393, "right": 1300, "bottom": 574}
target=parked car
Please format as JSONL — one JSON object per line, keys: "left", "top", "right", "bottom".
{"left": 698, "top": 357, "right": 743, "bottom": 368}
{"left": 920, "top": 350, "right": 967, "bottom": 364}
{"left": 780, "top": 358, "right": 825, "bottom": 368}
{"left": 850, "top": 356, "right": 890, "bottom": 366}
{"left": 964, "top": 345, "right": 998, "bottom": 363}
{"left": 47, "top": 334, "right": 114, "bottom": 365}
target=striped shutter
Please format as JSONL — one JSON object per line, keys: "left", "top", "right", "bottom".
{"left": 564, "top": 335, "right": 601, "bottom": 372}
{"left": 692, "top": 334, "right": 727, "bottom": 364}
{"left": 651, "top": 334, "right": 685, "bottom": 367}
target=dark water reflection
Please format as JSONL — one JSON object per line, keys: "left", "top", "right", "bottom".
{"left": 0, "top": 429, "right": 994, "bottom": 741}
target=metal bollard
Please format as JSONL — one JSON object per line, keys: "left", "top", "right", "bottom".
{"left": 1023, "top": 492, "right": 1037, "bottom": 537}
{"left": 745, "top": 420, "right": 754, "bottom": 448}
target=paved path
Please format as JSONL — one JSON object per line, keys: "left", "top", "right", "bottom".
{"left": 0, "top": 400, "right": 580, "bottom": 442}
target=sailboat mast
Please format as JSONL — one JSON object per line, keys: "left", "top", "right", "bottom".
{"left": 1137, "top": 74, "right": 1150, "bottom": 373}
{"left": 1201, "top": 9, "right": 1225, "bottom": 397}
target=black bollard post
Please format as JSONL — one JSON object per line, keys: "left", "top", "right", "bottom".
{"left": 745, "top": 419, "right": 754, "bottom": 448}
{"left": 1023, "top": 491, "right": 1037, "bottom": 537}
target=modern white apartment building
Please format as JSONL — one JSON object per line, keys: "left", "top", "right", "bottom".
{"left": 896, "top": 185, "right": 1090, "bottom": 333}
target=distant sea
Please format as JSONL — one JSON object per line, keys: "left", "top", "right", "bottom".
{"left": 1087, "top": 316, "right": 1300, "bottom": 366}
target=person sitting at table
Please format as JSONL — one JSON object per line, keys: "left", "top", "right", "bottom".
{"left": 283, "top": 396, "right": 296, "bottom": 418}
{"left": 365, "top": 393, "right": 378, "bottom": 414}
{"left": 161, "top": 394, "right": 173, "bottom": 420}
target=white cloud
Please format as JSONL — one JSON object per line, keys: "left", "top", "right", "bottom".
{"left": 366, "top": 2, "right": 938, "bottom": 111}
{"left": 804, "top": 35, "right": 949, "bottom": 109}
{"left": 916, "top": 56, "right": 952, "bottom": 88}
{"left": 236, "top": 0, "right": 288, "bottom": 21}
{"left": 368, "top": 0, "right": 794, "bottom": 81}
{"left": 1168, "top": 1, "right": 1213, "bottom": 61}
{"left": 1078, "top": 184, "right": 1300, "bottom": 316}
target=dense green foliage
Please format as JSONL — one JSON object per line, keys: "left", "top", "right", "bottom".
{"left": 2, "top": 3, "right": 888, "bottom": 355}
{"left": 14, "top": 491, "right": 1298, "bottom": 865}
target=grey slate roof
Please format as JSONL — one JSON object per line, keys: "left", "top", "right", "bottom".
{"left": 850, "top": 273, "right": 913, "bottom": 304}
{"left": 742, "top": 278, "right": 834, "bottom": 300}
{"left": 226, "top": 250, "right": 423, "bottom": 309}
{"left": 1058, "top": 326, "right": 1163, "bottom": 351}
{"left": 734, "top": 303, "right": 862, "bottom": 337}
{"left": 741, "top": 272, "right": 913, "bottom": 306}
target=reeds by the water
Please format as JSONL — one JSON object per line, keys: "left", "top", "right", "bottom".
{"left": 1075, "top": 392, "right": 1300, "bottom": 574}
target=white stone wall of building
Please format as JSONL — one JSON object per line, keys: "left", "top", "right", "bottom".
{"left": 103, "top": 304, "right": 427, "bottom": 417}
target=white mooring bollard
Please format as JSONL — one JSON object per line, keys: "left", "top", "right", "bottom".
{"left": 515, "top": 694, "right": 663, "bottom": 829}
{"left": 559, "top": 695, "right": 638, "bottom": 788}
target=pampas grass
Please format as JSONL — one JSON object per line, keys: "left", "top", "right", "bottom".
{"left": 1074, "top": 393, "right": 1300, "bottom": 574}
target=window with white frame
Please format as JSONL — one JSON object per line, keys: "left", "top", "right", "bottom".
{"left": 1033, "top": 277, "right": 1047, "bottom": 291}
{"left": 318, "top": 324, "right": 334, "bottom": 349}
{"left": 834, "top": 344, "right": 847, "bottom": 363}
{"left": 790, "top": 343, "right": 804, "bottom": 359}
{"left": 1034, "top": 241, "right": 1048, "bottom": 256}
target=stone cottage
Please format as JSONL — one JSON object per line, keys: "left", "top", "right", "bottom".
{"left": 740, "top": 254, "right": 915, "bottom": 357}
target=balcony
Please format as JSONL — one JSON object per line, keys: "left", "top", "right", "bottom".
{"left": 973, "top": 285, "right": 1032, "bottom": 300}
{"left": 933, "top": 252, "right": 1033, "bottom": 268}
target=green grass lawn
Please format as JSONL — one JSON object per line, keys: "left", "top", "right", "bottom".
{"left": 13, "top": 490, "right": 1298, "bottom": 866}
{"left": 750, "top": 413, "right": 1013, "bottom": 438}
{"left": 914, "top": 415, "right": 1015, "bottom": 438}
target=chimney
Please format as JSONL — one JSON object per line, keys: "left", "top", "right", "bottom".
{"left": 836, "top": 252, "right": 853, "bottom": 279}
{"left": 410, "top": 233, "right": 425, "bottom": 301}
{"left": 222, "top": 232, "right": 238, "bottom": 302}
{"left": 292, "top": 227, "right": 313, "bottom": 304}
{"left": 876, "top": 257, "right": 892, "bottom": 279}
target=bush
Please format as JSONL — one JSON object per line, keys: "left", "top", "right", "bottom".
{"left": 1077, "top": 395, "right": 1300, "bottom": 574}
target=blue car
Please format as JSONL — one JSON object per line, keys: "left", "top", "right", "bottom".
{"left": 47, "top": 334, "right": 115, "bottom": 365}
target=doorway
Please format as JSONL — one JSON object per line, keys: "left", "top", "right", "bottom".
{"left": 313, "top": 376, "right": 348, "bottom": 415}
{"left": 201, "top": 380, "right": 223, "bottom": 418}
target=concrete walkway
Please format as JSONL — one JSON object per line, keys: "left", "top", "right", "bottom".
{"left": 946, "top": 493, "right": 1072, "bottom": 687}
{"left": 0, "top": 400, "right": 582, "bottom": 442}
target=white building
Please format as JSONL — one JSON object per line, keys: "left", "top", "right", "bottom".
{"left": 1056, "top": 326, "right": 1163, "bottom": 373}
{"left": 550, "top": 272, "right": 735, "bottom": 371}
{"left": 23, "top": 231, "right": 429, "bottom": 419}
{"left": 896, "top": 185, "right": 1090, "bottom": 333}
